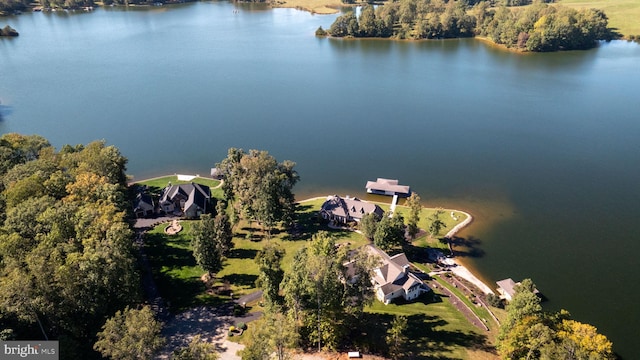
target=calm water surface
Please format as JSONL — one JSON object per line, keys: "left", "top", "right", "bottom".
{"left": 1, "top": 3, "right": 640, "bottom": 357}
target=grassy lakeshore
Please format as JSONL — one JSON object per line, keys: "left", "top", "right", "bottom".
{"left": 274, "top": 0, "right": 638, "bottom": 38}
{"left": 559, "top": 0, "right": 640, "bottom": 37}
{"left": 271, "top": 0, "right": 343, "bottom": 14}
{"left": 134, "top": 177, "right": 499, "bottom": 357}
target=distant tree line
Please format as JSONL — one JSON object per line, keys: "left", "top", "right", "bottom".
{"left": 0, "top": 0, "right": 28, "bottom": 15}
{"left": 325, "top": 0, "right": 613, "bottom": 51}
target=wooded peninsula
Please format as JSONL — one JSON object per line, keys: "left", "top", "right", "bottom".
{"left": 321, "top": 1, "right": 614, "bottom": 52}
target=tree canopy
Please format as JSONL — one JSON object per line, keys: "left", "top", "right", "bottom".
{"left": 498, "top": 279, "right": 614, "bottom": 359}
{"left": 327, "top": 0, "right": 612, "bottom": 51}
{"left": 0, "top": 134, "right": 140, "bottom": 357}
{"left": 216, "top": 148, "right": 299, "bottom": 234}
{"left": 281, "top": 232, "right": 376, "bottom": 351}
{"left": 94, "top": 306, "right": 165, "bottom": 360}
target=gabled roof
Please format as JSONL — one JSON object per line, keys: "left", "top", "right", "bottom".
{"left": 497, "top": 278, "right": 540, "bottom": 300}
{"left": 160, "top": 183, "right": 211, "bottom": 212}
{"left": 496, "top": 278, "right": 518, "bottom": 298}
{"left": 133, "top": 192, "right": 154, "bottom": 211}
{"left": 321, "top": 195, "right": 383, "bottom": 221}
{"left": 373, "top": 251, "right": 430, "bottom": 300}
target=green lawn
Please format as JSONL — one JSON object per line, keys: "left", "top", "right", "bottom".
{"left": 132, "top": 175, "right": 223, "bottom": 199}
{"left": 364, "top": 293, "right": 495, "bottom": 359}
{"left": 143, "top": 194, "right": 498, "bottom": 358}
{"left": 559, "top": 0, "right": 640, "bottom": 36}
{"left": 144, "top": 200, "right": 368, "bottom": 312}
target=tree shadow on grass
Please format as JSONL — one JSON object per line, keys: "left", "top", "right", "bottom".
{"left": 144, "top": 233, "right": 197, "bottom": 269}
{"left": 221, "top": 273, "right": 258, "bottom": 289}
{"left": 156, "top": 275, "right": 206, "bottom": 311}
{"left": 405, "top": 313, "right": 494, "bottom": 359}
{"left": 285, "top": 204, "right": 322, "bottom": 240}
{"left": 350, "top": 307, "right": 493, "bottom": 359}
{"left": 227, "top": 248, "right": 258, "bottom": 259}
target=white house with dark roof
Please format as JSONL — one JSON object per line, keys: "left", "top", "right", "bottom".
{"left": 373, "top": 253, "right": 430, "bottom": 304}
{"left": 320, "top": 195, "right": 384, "bottom": 224}
{"left": 365, "top": 178, "right": 411, "bottom": 196}
{"left": 158, "top": 182, "right": 211, "bottom": 218}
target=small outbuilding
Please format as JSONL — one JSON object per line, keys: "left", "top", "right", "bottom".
{"left": 496, "top": 278, "right": 540, "bottom": 302}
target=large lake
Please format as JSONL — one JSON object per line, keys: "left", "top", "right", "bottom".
{"left": 1, "top": 2, "right": 639, "bottom": 357}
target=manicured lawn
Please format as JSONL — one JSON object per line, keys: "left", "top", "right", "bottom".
{"left": 144, "top": 200, "right": 368, "bottom": 312}
{"left": 144, "top": 221, "right": 225, "bottom": 311}
{"left": 364, "top": 294, "right": 495, "bottom": 359}
{"left": 132, "top": 175, "right": 223, "bottom": 199}
{"left": 559, "top": 0, "right": 640, "bottom": 36}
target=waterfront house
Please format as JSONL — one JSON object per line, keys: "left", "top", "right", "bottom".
{"left": 320, "top": 195, "right": 384, "bottom": 224}
{"left": 133, "top": 192, "right": 155, "bottom": 218}
{"left": 373, "top": 253, "right": 431, "bottom": 304}
{"left": 158, "top": 182, "right": 211, "bottom": 218}
{"left": 365, "top": 178, "right": 411, "bottom": 196}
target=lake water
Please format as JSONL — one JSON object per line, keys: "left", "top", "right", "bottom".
{"left": 1, "top": 2, "right": 639, "bottom": 357}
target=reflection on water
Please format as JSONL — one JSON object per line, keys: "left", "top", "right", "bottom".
{"left": 1, "top": 4, "right": 640, "bottom": 357}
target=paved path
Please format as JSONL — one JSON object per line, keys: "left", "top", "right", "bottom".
{"left": 157, "top": 291, "right": 265, "bottom": 359}
{"left": 132, "top": 216, "right": 262, "bottom": 359}
{"left": 430, "top": 275, "right": 489, "bottom": 331}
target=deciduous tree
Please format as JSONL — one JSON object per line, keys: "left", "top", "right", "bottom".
{"left": 94, "top": 306, "right": 165, "bottom": 360}
{"left": 405, "top": 192, "right": 422, "bottom": 240}
{"left": 374, "top": 212, "right": 405, "bottom": 250}
{"left": 255, "top": 243, "right": 285, "bottom": 309}
{"left": 386, "top": 315, "right": 408, "bottom": 358}
{"left": 172, "top": 335, "right": 219, "bottom": 360}
{"left": 191, "top": 214, "right": 224, "bottom": 278}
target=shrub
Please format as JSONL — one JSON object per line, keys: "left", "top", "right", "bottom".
{"left": 485, "top": 293, "right": 504, "bottom": 308}
{"left": 236, "top": 322, "right": 247, "bottom": 330}
{"left": 229, "top": 326, "right": 236, "bottom": 332}
{"left": 228, "top": 330, "right": 234, "bottom": 337}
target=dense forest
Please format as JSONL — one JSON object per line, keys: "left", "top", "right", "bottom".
{"left": 0, "top": 134, "right": 140, "bottom": 358}
{"left": 324, "top": 0, "right": 612, "bottom": 51}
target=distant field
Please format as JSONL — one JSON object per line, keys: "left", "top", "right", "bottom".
{"left": 271, "top": 0, "right": 343, "bottom": 14}
{"left": 558, "top": 0, "right": 640, "bottom": 36}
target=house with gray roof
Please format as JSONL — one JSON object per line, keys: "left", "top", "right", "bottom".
{"left": 496, "top": 278, "right": 540, "bottom": 302}
{"left": 365, "top": 178, "right": 411, "bottom": 196}
{"left": 133, "top": 192, "right": 155, "bottom": 218}
{"left": 320, "top": 195, "right": 384, "bottom": 224}
{"left": 158, "top": 182, "right": 211, "bottom": 218}
{"left": 373, "top": 252, "right": 430, "bottom": 304}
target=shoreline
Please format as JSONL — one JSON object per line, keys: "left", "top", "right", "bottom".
{"left": 299, "top": 195, "right": 496, "bottom": 295}
{"left": 130, "top": 175, "right": 496, "bottom": 296}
